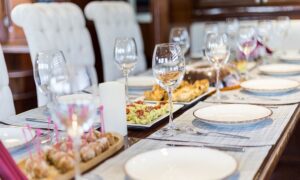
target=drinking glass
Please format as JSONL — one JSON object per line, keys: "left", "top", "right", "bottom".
{"left": 236, "top": 26, "right": 257, "bottom": 79}
{"left": 226, "top": 18, "right": 239, "bottom": 44}
{"left": 169, "top": 27, "right": 190, "bottom": 56}
{"left": 276, "top": 16, "right": 290, "bottom": 38}
{"left": 275, "top": 16, "right": 290, "bottom": 56}
{"left": 34, "top": 50, "right": 67, "bottom": 111}
{"left": 114, "top": 37, "right": 138, "bottom": 104}
{"left": 204, "top": 33, "right": 230, "bottom": 101}
{"left": 49, "top": 65, "right": 98, "bottom": 179}
{"left": 257, "top": 20, "right": 273, "bottom": 45}
{"left": 152, "top": 43, "right": 185, "bottom": 136}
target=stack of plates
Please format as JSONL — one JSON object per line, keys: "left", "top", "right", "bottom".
{"left": 259, "top": 64, "right": 300, "bottom": 76}
{"left": 125, "top": 147, "right": 237, "bottom": 180}
{"left": 240, "top": 78, "right": 299, "bottom": 94}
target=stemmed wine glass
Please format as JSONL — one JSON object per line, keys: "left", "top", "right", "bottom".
{"left": 34, "top": 50, "right": 67, "bottom": 111}
{"left": 152, "top": 43, "right": 185, "bottom": 136}
{"left": 49, "top": 65, "right": 98, "bottom": 179}
{"left": 236, "top": 26, "right": 257, "bottom": 79}
{"left": 169, "top": 27, "right": 190, "bottom": 56}
{"left": 114, "top": 37, "right": 138, "bottom": 104}
{"left": 204, "top": 33, "right": 230, "bottom": 101}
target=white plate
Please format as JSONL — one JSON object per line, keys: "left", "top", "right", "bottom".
{"left": 125, "top": 147, "right": 237, "bottom": 180}
{"left": 143, "top": 87, "right": 215, "bottom": 105}
{"left": 117, "top": 76, "right": 156, "bottom": 89}
{"left": 280, "top": 50, "right": 300, "bottom": 63}
{"left": 0, "top": 127, "right": 36, "bottom": 151}
{"left": 193, "top": 104, "right": 272, "bottom": 125}
{"left": 240, "top": 78, "right": 299, "bottom": 94}
{"left": 127, "top": 104, "right": 183, "bottom": 129}
{"left": 259, "top": 64, "right": 300, "bottom": 76}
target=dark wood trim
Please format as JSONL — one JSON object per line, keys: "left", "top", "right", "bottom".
{"left": 255, "top": 104, "right": 300, "bottom": 180}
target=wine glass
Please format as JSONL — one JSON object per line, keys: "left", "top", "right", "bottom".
{"left": 152, "top": 43, "right": 185, "bottom": 136}
{"left": 226, "top": 18, "right": 239, "bottom": 49}
{"left": 49, "top": 65, "right": 98, "bottom": 179}
{"left": 204, "top": 33, "right": 230, "bottom": 101}
{"left": 236, "top": 26, "right": 257, "bottom": 79}
{"left": 275, "top": 16, "right": 290, "bottom": 56}
{"left": 34, "top": 50, "right": 67, "bottom": 111}
{"left": 169, "top": 27, "right": 190, "bottom": 56}
{"left": 114, "top": 37, "right": 138, "bottom": 104}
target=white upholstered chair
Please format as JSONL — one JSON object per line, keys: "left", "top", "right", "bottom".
{"left": 11, "top": 2, "right": 95, "bottom": 106}
{"left": 0, "top": 44, "right": 16, "bottom": 121}
{"left": 85, "top": 1, "right": 147, "bottom": 81}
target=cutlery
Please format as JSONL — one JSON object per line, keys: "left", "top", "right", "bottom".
{"left": 194, "top": 130, "right": 250, "bottom": 139}
{"left": 26, "top": 118, "right": 52, "bottom": 124}
{"left": 181, "top": 127, "right": 250, "bottom": 139}
{"left": 166, "top": 143, "right": 245, "bottom": 152}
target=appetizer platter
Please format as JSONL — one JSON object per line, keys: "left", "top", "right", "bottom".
{"left": 143, "top": 79, "right": 213, "bottom": 105}
{"left": 127, "top": 101, "right": 183, "bottom": 129}
{"left": 18, "top": 130, "right": 123, "bottom": 180}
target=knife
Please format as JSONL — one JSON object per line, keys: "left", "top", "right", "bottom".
{"left": 166, "top": 143, "right": 245, "bottom": 152}
{"left": 25, "top": 118, "right": 53, "bottom": 124}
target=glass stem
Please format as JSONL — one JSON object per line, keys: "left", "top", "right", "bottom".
{"left": 216, "top": 67, "right": 221, "bottom": 100}
{"left": 73, "top": 134, "right": 81, "bottom": 179}
{"left": 167, "top": 88, "right": 175, "bottom": 129}
{"left": 124, "top": 72, "right": 130, "bottom": 104}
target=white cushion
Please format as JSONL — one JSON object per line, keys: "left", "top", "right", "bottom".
{"left": 85, "top": 1, "right": 146, "bottom": 81}
{"left": 0, "top": 44, "right": 16, "bottom": 121}
{"left": 11, "top": 2, "right": 95, "bottom": 106}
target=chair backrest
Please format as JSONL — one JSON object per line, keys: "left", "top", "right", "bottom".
{"left": 0, "top": 44, "right": 16, "bottom": 120}
{"left": 85, "top": 1, "right": 146, "bottom": 81}
{"left": 11, "top": 2, "right": 95, "bottom": 106}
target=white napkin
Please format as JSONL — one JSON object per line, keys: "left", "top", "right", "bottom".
{"left": 99, "top": 82, "right": 127, "bottom": 136}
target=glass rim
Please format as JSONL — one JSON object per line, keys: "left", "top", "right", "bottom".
{"left": 154, "top": 43, "right": 180, "bottom": 48}
{"left": 114, "top": 37, "right": 135, "bottom": 41}
{"left": 36, "top": 49, "right": 64, "bottom": 55}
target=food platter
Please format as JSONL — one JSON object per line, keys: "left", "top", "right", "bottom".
{"left": 126, "top": 101, "right": 183, "bottom": 129}
{"left": 143, "top": 79, "right": 214, "bottom": 105}
{"left": 18, "top": 132, "right": 123, "bottom": 180}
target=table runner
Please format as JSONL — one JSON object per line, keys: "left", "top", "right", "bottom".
{"left": 86, "top": 139, "right": 271, "bottom": 180}
{"left": 205, "top": 88, "right": 300, "bottom": 105}
{"left": 149, "top": 102, "right": 298, "bottom": 146}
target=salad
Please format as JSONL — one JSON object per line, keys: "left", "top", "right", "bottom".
{"left": 126, "top": 101, "right": 169, "bottom": 125}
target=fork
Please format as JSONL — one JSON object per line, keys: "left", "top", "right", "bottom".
{"left": 183, "top": 127, "right": 250, "bottom": 139}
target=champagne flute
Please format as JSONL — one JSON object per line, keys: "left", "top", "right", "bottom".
{"left": 34, "top": 50, "right": 67, "bottom": 111}
{"left": 49, "top": 65, "right": 98, "bottom": 179}
{"left": 169, "top": 27, "right": 190, "bottom": 56}
{"left": 114, "top": 37, "right": 138, "bottom": 104}
{"left": 152, "top": 43, "right": 185, "bottom": 136}
{"left": 204, "top": 33, "right": 230, "bottom": 101}
{"left": 236, "top": 26, "right": 257, "bottom": 79}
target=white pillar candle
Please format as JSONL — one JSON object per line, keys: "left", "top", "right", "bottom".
{"left": 99, "top": 82, "right": 127, "bottom": 136}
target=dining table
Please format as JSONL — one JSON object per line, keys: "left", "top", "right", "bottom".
{"left": 2, "top": 56, "right": 300, "bottom": 180}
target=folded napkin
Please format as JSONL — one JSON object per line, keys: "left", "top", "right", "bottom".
{"left": 0, "top": 141, "right": 27, "bottom": 180}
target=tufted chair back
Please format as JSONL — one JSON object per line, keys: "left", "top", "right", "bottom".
{"left": 0, "top": 44, "right": 16, "bottom": 121}
{"left": 11, "top": 2, "right": 95, "bottom": 106}
{"left": 85, "top": 1, "right": 147, "bottom": 81}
